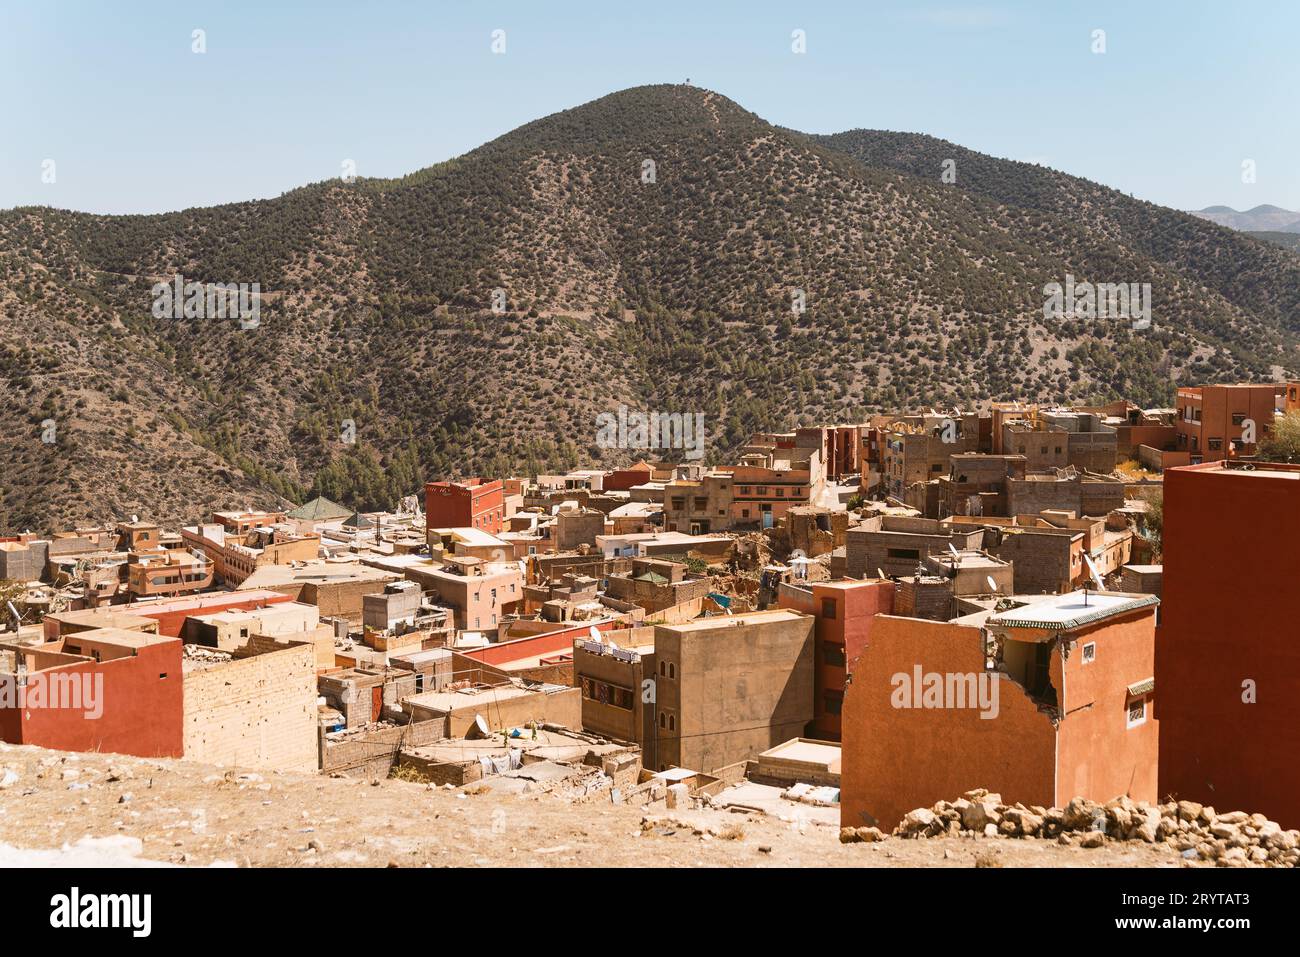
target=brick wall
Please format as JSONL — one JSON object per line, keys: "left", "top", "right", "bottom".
{"left": 183, "top": 641, "right": 318, "bottom": 772}
{"left": 320, "top": 717, "right": 447, "bottom": 778}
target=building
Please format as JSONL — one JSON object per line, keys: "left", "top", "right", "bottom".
{"left": 182, "top": 514, "right": 319, "bottom": 587}
{"left": 777, "top": 579, "right": 895, "bottom": 740}
{"left": 0, "top": 628, "right": 183, "bottom": 758}
{"left": 840, "top": 590, "right": 1159, "bottom": 831}
{"left": 938, "top": 453, "right": 1027, "bottom": 518}
{"left": 1005, "top": 468, "right": 1127, "bottom": 518}
{"left": 1157, "top": 461, "right": 1300, "bottom": 828}
{"left": 425, "top": 479, "right": 504, "bottom": 535}
{"left": 405, "top": 557, "right": 523, "bottom": 633}
{"left": 1174, "top": 384, "right": 1280, "bottom": 463}
{"left": 880, "top": 413, "right": 982, "bottom": 499}
{"left": 124, "top": 549, "right": 214, "bottom": 598}
{"left": 845, "top": 515, "right": 984, "bottom": 579}
{"left": 182, "top": 636, "right": 319, "bottom": 772}
{"left": 663, "top": 451, "right": 821, "bottom": 534}
{"left": 651, "top": 608, "right": 815, "bottom": 773}
{"left": 573, "top": 626, "right": 658, "bottom": 761}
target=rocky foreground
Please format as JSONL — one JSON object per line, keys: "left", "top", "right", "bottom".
{"left": 0, "top": 744, "right": 1197, "bottom": 868}
{"left": 842, "top": 788, "right": 1299, "bottom": 868}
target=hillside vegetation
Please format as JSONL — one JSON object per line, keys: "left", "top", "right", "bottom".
{"left": 1, "top": 85, "right": 1295, "bottom": 530}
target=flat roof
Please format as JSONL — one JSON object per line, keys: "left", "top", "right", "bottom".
{"left": 759, "top": 738, "right": 841, "bottom": 767}
{"left": 988, "top": 591, "right": 1158, "bottom": 631}
{"left": 661, "top": 608, "right": 806, "bottom": 633}
{"left": 61, "top": 627, "right": 175, "bottom": 649}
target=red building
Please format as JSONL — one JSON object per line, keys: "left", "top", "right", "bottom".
{"left": 1157, "top": 460, "right": 1300, "bottom": 827}
{"left": 1174, "top": 384, "right": 1279, "bottom": 463}
{"left": 840, "top": 591, "right": 1159, "bottom": 831}
{"left": 778, "top": 579, "right": 894, "bottom": 740}
{"left": 602, "top": 461, "right": 654, "bottom": 492}
{"left": 425, "top": 479, "right": 504, "bottom": 535}
{"left": 1, "top": 628, "right": 183, "bottom": 758}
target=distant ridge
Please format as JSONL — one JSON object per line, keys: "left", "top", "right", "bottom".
{"left": 1189, "top": 205, "right": 1300, "bottom": 233}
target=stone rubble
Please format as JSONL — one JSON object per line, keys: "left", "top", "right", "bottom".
{"left": 839, "top": 789, "right": 1299, "bottom": 868}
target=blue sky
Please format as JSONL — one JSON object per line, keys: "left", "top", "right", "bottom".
{"left": 3, "top": 0, "right": 1296, "bottom": 214}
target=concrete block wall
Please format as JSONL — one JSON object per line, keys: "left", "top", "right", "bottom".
{"left": 183, "top": 642, "right": 318, "bottom": 772}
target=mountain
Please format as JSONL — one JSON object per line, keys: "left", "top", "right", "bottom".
{"left": 1188, "top": 204, "right": 1300, "bottom": 233}
{"left": 1248, "top": 231, "right": 1300, "bottom": 253}
{"left": 2, "top": 84, "right": 1297, "bottom": 531}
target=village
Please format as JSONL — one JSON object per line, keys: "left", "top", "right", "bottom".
{"left": 1, "top": 382, "right": 1298, "bottom": 869}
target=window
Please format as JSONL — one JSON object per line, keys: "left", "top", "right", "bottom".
{"left": 823, "top": 643, "right": 846, "bottom": 667}
{"left": 1231, "top": 413, "right": 1247, "bottom": 426}
{"left": 1082, "top": 642, "right": 1096, "bottom": 664}
{"left": 821, "top": 597, "right": 837, "bottom": 620}
{"left": 757, "top": 486, "right": 768, "bottom": 496}
{"left": 1208, "top": 438, "right": 1223, "bottom": 451}
{"left": 1127, "top": 698, "right": 1147, "bottom": 728}
{"left": 824, "top": 692, "right": 844, "bottom": 715}
{"left": 886, "top": 547, "right": 920, "bottom": 561}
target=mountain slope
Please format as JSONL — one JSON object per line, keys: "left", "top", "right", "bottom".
{"left": 1, "top": 85, "right": 1296, "bottom": 531}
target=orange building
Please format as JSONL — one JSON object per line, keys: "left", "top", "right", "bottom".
{"left": 1174, "top": 384, "right": 1279, "bottom": 463}
{"left": 1157, "top": 461, "right": 1300, "bottom": 828}
{"left": 778, "top": 579, "right": 894, "bottom": 740}
{"left": 840, "top": 590, "right": 1159, "bottom": 831}
{"left": 1, "top": 629, "right": 183, "bottom": 758}
{"left": 425, "top": 479, "right": 504, "bottom": 535}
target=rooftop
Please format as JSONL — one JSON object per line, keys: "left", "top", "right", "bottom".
{"left": 987, "top": 591, "right": 1159, "bottom": 632}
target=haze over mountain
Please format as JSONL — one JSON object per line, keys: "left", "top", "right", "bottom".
{"left": 2, "top": 84, "right": 1297, "bottom": 531}
{"left": 1189, "top": 204, "right": 1300, "bottom": 233}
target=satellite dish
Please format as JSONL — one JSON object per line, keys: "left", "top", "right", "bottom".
{"left": 877, "top": 568, "right": 887, "bottom": 580}
{"left": 1083, "top": 554, "right": 1105, "bottom": 592}
{"left": 986, "top": 575, "right": 998, "bottom": 594}
{"left": 588, "top": 625, "right": 602, "bottom": 644}
{"left": 947, "top": 542, "right": 961, "bottom": 561}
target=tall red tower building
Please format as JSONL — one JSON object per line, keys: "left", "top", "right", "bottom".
{"left": 1157, "top": 461, "right": 1300, "bottom": 827}
{"left": 424, "top": 478, "right": 504, "bottom": 535}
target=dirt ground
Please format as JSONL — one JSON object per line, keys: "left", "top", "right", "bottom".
{"left": 0, "top": 743, "right": 1187, "bottom": 868}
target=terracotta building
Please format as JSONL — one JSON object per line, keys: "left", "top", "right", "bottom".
{"left": 425, "top": 478, "right": 504, "bottom": 535}
{"left": 1174, "top": 384, "right": 1279, "bottom": 463}
{"left": 840, "top": 590, "right": 1159, "bottom": 831}
{"left": 777, "top": 579, "right": 895, "bottom": 740}
{"left": 1157, "top": 461, "right": 1300, "bottom": 828}
{"left": 0, "top": 628, "right": 183, "bottom": 758}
